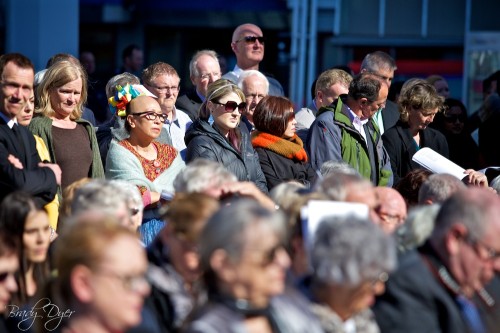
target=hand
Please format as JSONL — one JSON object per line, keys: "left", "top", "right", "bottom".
{"left": 8, "top": 154, "right": 23, "bottom": 169}
{"left": 39, "top": 163, "right": 62, "bottom": 185}
{"left": 219, "top": 181, "right": 276, "bottom": 211}
{"left": 463, "top": 169, "right": 488, "bottom": 187}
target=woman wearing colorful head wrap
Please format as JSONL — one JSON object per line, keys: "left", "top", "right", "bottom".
{"left": 184, "top": 79, "right": 268, "bottom": 193}
{"left": 105, "top": 84, "right": 185, "bottom": 245}
{"left": 251, "top": 95, "right": 316, "bottom": 191}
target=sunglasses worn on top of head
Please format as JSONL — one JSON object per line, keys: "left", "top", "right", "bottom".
{"left": 214, "top": 101, "right": 247, "bottom": 113}
{"left": 236, "top": 36, "right": 265, "bottom": 44}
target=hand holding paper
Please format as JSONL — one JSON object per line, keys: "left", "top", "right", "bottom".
{"left": 412, "top": 147, "right": 467, "bottom": 180}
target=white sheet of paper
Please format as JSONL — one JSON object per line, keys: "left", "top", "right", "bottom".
{"left": 302, "top": 200, "right": 369, "bottom": 252}
{"left": 412, "top": 147, "right": 467, "bottom": 180}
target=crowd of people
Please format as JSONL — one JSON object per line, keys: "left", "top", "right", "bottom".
{"left": 1, "top": 21, "right": 500, "bottom": 333}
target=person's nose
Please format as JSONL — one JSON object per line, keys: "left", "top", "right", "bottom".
{"left": 5, "top": 273, "right": 18, "bottom": 293}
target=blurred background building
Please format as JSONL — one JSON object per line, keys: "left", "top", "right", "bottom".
{"left": 1, "top": 0, "right": 499, "bottom": 112}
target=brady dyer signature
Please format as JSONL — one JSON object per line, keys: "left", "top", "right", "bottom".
{"left": 6, "top": 298, "right": 75, "bottom": 331}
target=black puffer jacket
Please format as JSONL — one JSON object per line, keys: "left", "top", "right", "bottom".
{"left": 185, "top": 119, "right": 268, "bottom": 193}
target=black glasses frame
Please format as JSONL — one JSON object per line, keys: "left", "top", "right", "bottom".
{"left": 236, "top": 36, "right": 265, "bottom": 44}
{"left": 130, "top": 111, "right": 167, "bottom": 123}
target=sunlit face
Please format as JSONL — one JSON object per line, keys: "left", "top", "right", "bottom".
{"left": 23, "top": 210, "right": 51, "bottom": 263}
{"left": 242, "top": 76, "right": 267, "bottom": 121}
{"left": 162, "top": 224, "right": 203, "bottom": 284}
{"left": 127, "top": 96, "right": 164, "bottom": 140}
{"left": 191, "top": 55, "right": 221, "bottom": 97}
{"left": 91, "top": 235, "right": 150, "bottom": 331}
{"left": 49, "top": 77, "right": 82, "bottom": 120}
{"left": 360, "top": 83, "right": 388, "bottom": 120}
{"left": 223, "top": 222, "right": 290, "bottom": 307}
{"left": 145, "top": 74, "right": 180, "bottom": 114}
{"left": 408, "top": 107, "right": 438, "bottom": 131}
{"left": 443, "top": 106, "right": 465, "bottom": 135}
{"left": 433, "top": 79, "right": 450, "bottom": 99}
{"left": 374, "top": 188, "right": 407, "bottom": 234}
{"left": 128, "top": 202, "right": 143, "bottom": 232}
{"left": 317, "top": 83, "right": 349, "bottom": 108}
{"left": 232, "top": 24, "right": 265, "bottom": 69}
{"left": 0, "top": 253, "right": 18, "bottom": 313}
{"left": 371, "top": 68, "right": 394, "bottom": 88}
{"left": 328, "top": 277, "right": 387, "bottom": 320}
{"left": 210, "top": 92, "right": 242, "bottom": 137}
{"left": 345, "top": 183, "right": 381, "bottom": 226}
{"left": 0, "top": 62, "right": 34, "bottom": 119}
{"left": 283, "top": 115, "right": 297, "bottom": 139}
{"left": 16, "top": 95, "right": 35, "bottom": 126}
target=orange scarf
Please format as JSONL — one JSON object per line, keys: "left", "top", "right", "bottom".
{"left": 251, "top": 131, "right": 308, "bottom": 162}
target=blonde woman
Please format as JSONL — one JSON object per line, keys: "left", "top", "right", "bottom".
{"left": 29, "top": 60, "right": 104, "bottom": 195}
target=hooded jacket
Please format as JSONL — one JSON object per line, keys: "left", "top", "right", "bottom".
{"left": 185, "top": 119, "right": 268, "bottom": 193}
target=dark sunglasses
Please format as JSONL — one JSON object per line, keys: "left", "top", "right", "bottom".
{"left": 236, "top": 36, "right": 265, "bottom": 44}
{"left": 0, "top": 271, "right": 13, "bottom": 282}
{"left": 214, "top": 101, "right": 247, "bottom": 113}
{"left": 444, "top": 114, "right": 466, "bottom": 123}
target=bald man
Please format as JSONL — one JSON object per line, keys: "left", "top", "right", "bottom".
{"left": 375, "top": 187, "right": 407, "bottom": 234}
{"left": 223, "top": 23, "right": 284, "bottom": 96}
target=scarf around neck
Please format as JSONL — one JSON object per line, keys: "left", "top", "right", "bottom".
{"left": 251, "top": 131, "right": 308, "bottom": 162}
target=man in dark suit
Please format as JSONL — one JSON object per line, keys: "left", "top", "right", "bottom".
{"left": 373, "top": 188, "right": 500, "bottom": 333}
{"left": 0, "top": 53, "right": 60, "bottom": 205}
{"left": 360, "top": 51, "right": 400, "bottom": 134}
{"left": 176, "top": 50, "right": 221, "bottom": 121}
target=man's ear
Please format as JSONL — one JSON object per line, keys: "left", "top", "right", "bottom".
{"left": 230, "top": 42, "right": 238, "bottom": 54}
{"left": 70, "top": 264, "right": 95, "bottom": 303}
{"left": 445, "top": 223, "right": 468, "bottom": 256}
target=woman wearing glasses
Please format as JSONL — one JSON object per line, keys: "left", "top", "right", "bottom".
{"left": 29, "top": 60, "right": 104, "bottom": 196}
{"left": 303, "top": 215, "right": 396, "bottom": 333}
{"left": 184, "top": 199, "right": 323, "bottom": 333}
{"left": 105, "top": 89, "right": 185, "bottom": 245}
{"left": 251, "top": 95, "right": 316, "bottom": 191}
{"left": 38, "top": 216, "right": 150, "bottom": 333}
{"left": 185, "top": 79, "right": 268, "bottom": 193}
{"left": 432, "top": 98, "right": 483, "bottom": 170}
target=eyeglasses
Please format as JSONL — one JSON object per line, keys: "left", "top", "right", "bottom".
{"left": 475, "top": 240, "right": 500, "bottom": 260}
{"left": 466, "top": 237, "right": 500, "bottom": 261}
{"left": 444, "top": 114, "right": 466, "bottom": 123}
{"left": 259, "top": 243, "right": 286, "bottom": 267}
{"left": 370, "top": 271, "right": 389, "bottom": 288}
{"left": 199, "top": 72, "right": 221, "bottom": 81}
{"left": 150, "top": 85, "right": 179, "bottom": 93}
{"left": 236, "top": 36, "right": 265, "bottom": 45}
{"left": 97, "top": 270, "right": 149, "bottom": 292}
{"left": 0, "top": 271, "right": 15, "bottom": 283}
{"left": 130, "top": 111, "right": 167, "bottom": 123}
{"left": 378, "top": 211, "right": 405, "bottom": 225}
{"left": 213, "top": 101, "right": 247, "bottom": 113}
